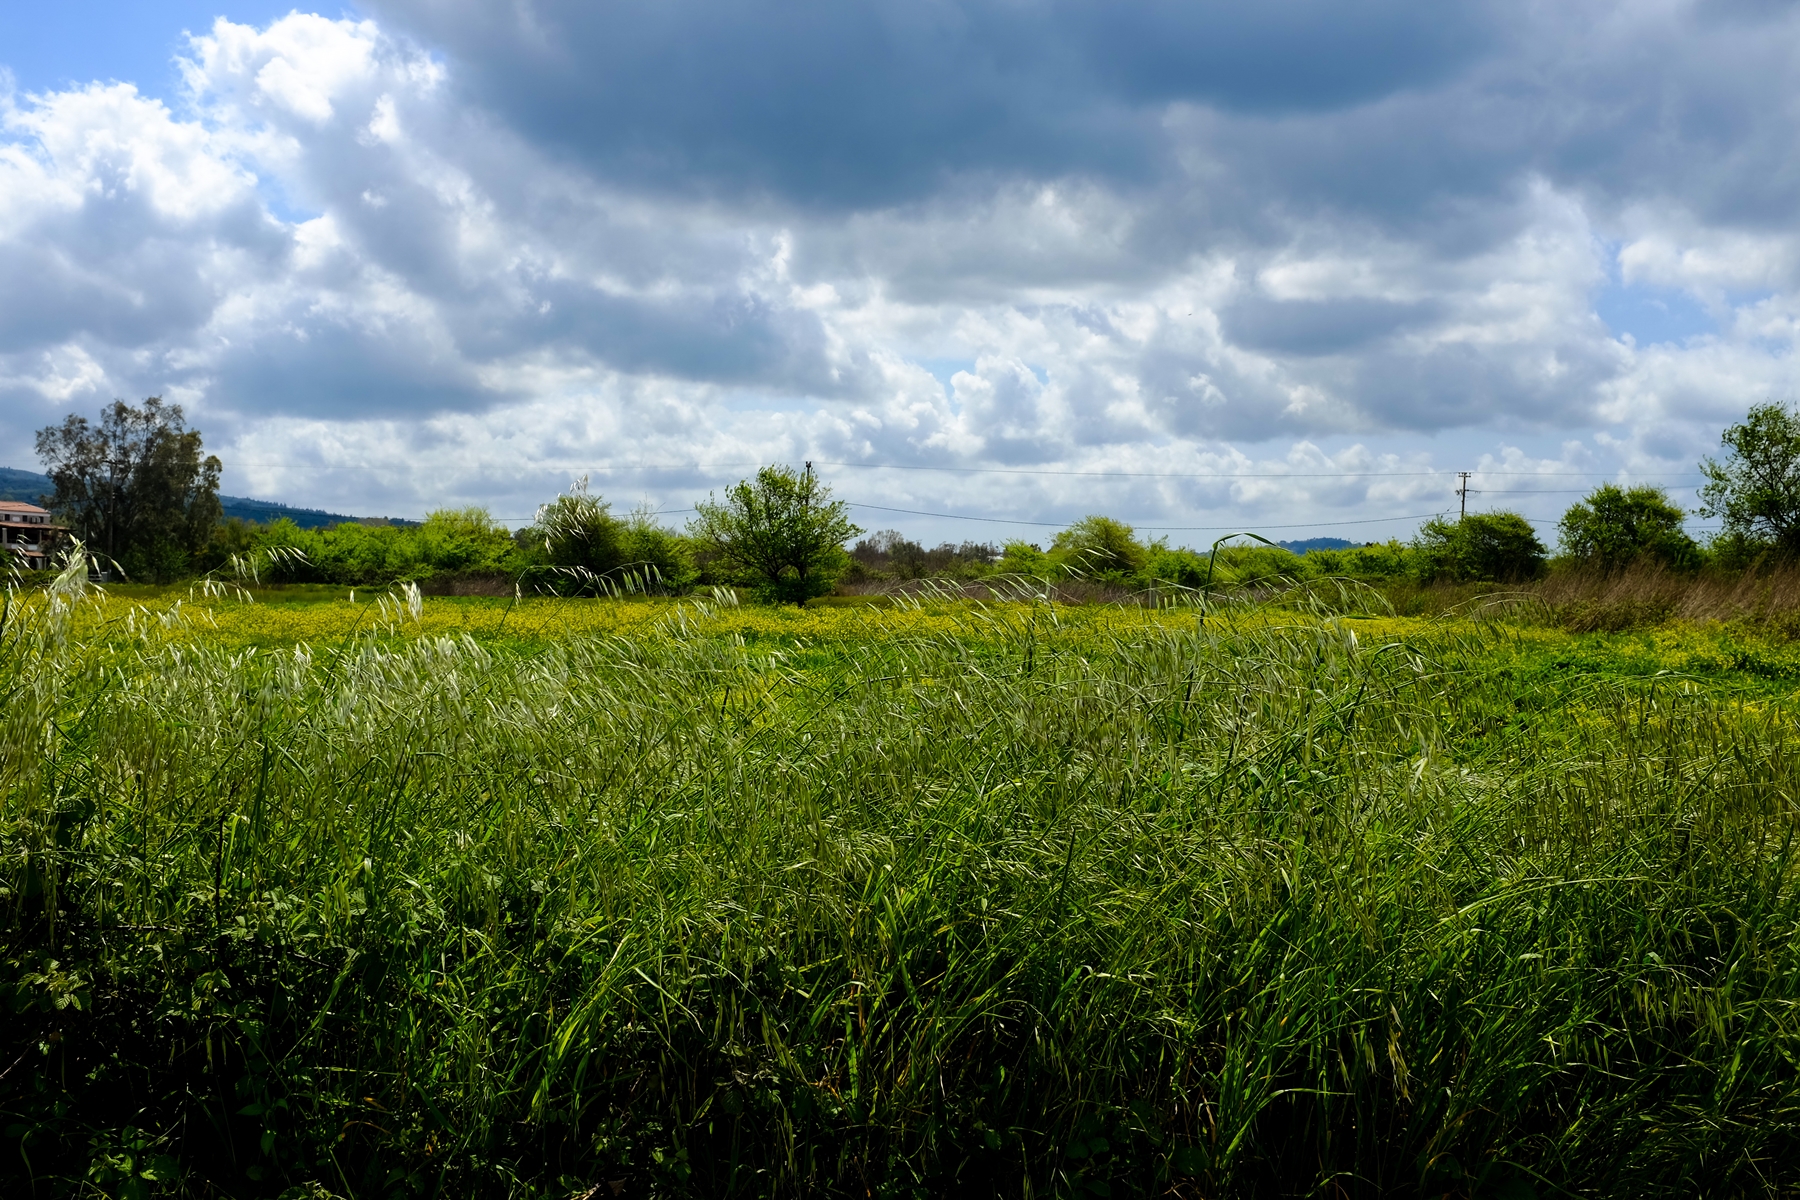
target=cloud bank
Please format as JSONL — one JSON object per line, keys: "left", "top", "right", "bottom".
{"left": 3, "top": 0, "right": 1799, "bottom": 534}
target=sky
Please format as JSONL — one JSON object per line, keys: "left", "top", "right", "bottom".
{"left": 2, "top": 0, "right": 1797, "bottom": 543}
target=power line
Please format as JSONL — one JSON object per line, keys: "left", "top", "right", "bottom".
{"left": 846, "top": 502, "right": 1453, "bottom": 533}
{"left": 809, "top": 462, "right": 1693, "bottom": 481}
{"left": 221, "top": 457, "right": 1709, "bottom": 482}
{"left": 1477, "top": 487, "right": 1703, "bottom": 495}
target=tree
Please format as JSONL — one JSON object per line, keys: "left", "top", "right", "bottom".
{"left": 526, "top": 477, "right": 626, "bottom": 586}
{"left": 35, "top": 398, "right": 222, "bottom": 581}
{"left": 689, "top": 465, "right": 861, "bottom": 603}
{"left": 617, "top": 504, "right": 698, "bottom": 592}
{"left": 1413, "top": 511, "right": 1546, "bottom": 582}
{"left": 416, "top": 507, "right": 518, "bottom": 575}
{"left": 852, "top": 530, "right": 930, "bottom": 580}
{"left": 996, "top": 540, "right": 1052, "bottom": 576}
{"left": 1558, "top": 484, "right": 1698, "bottom": 571}
{"left": 1049, "top": 515, "right": 1149, "bottom": 581}
{"left": 1699, "top": 402, "right": 1800, "bottom": 558}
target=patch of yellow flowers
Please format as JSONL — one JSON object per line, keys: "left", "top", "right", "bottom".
{"left": 36, "top": 587, "right": 1444, "bottom": 652}
{"left": 50, "top": 583, "right": 1793, "bottom": 669}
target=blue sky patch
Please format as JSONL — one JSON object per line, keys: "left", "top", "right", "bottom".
{"left": 0, "top": 1, "right": 312, "bottom": 99}
{"left": 1594, "top": 281, "right": 1717, "bottom": 348}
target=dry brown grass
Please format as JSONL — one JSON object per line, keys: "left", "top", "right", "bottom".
{"left": 1530, "top": 561, "right": 1800, "bottom": 633}
{"left": 413, "top": 571, "right": 516, "bottom": 596}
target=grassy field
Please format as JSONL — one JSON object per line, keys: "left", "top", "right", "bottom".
{"left": 4, "top": 574, "right": 1800, "bottom": 1197}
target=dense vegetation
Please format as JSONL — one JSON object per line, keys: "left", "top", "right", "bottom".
{"left": 6, "top": 403, "right": 1800, "bottom": 1197}
{"left": 4, "top": 570, "right": 1800, "bottom": 1197}
{"left": 35, "top": 399, "right": 223, "bottom": 583}
{"left": 18, "top": 399, "right": 1800, "bottom": 597}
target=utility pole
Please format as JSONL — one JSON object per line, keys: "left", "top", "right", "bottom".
{"left": 105, "top": 455, "right": 127, "bottom": 563}
{"left": 1455, "top": 471, "right": 1477, "bottom": 519}
{"left": 800, "top": 461, "right": 814, "bottom": 587}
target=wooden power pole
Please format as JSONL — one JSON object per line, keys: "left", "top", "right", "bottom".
{"left": 1456, "top": 471, "right": 1477, "bottom": 519}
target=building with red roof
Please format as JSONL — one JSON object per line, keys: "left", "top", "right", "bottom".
{"left": 0, "top": 501, "right": 64, "bottom": 572}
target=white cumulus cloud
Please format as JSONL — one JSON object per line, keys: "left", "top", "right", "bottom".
{"left": 0, "top": 3, "right": 1798, "bottom": 540}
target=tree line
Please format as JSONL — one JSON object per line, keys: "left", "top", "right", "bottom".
{"left": 27, "top": 399, "right": 1800, "bottom": 596}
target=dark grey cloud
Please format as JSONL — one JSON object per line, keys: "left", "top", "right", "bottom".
{"left": 209, "top": 318, "right": 496, "bottom": 419}
{"left": 5, "top": 0, "right": 1800, "bottom": 525}
{"left": 355, "top": 0, "right": 1800, "bottom": 247}
{"left": 1220, "top": 296, "right": 1440, "bottom": 357}
{"left": 364, "top": 0, "right": 1499, "bottom": 208}
{"left": 517, "top": 283, "right": 846, "bottom": 392}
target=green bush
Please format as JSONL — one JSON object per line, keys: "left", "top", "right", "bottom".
{"left": 1048, "top": 516, "right": 1148, "bottom": 582}
{"left": 524, "top": 477, "right": 624, "bottom": 586}
{"left": 1413, "top": 512, "right": 1547, "bottom": 582}
{"left": 412, "top": 507, "right": 521, "bottom": 576}
{"left": 1557, "top": 484, "right": 1699, "bottom": 572}
{"left": 518, "top": 481, "right": 693, "bottom": 594}
{"left": 1303, "top": 539, "right": 1415, "bottom": 579}
{"left": 618, "top": 505, "right": 699, "bottom": 592}
{"left": 249, "top": 510, "right": 521, "bottom": 586}
{"left": 1207, "top": 543, "right": 1304, "bottom": 587}
{"left": 996, "top": 540, "right": 1053, "bottom": 576}
{"left": 1144, "top": 544, "right": 1209, "bottom": 587}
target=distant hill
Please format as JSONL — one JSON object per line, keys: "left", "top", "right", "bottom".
{"left": 0, "top": 466, "right": 54, "bottom": 505}
{"left": 0, "top": 466, "right": 400, "bottom": 529}
{"left": 216, "top": 497, "right": 373, "bottom": 528}
{"left": 1277, "top": 537, "right": 1359, "bottom": 555}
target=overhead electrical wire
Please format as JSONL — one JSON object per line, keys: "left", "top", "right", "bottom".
{"left": 226, "top": 457, "right": 1708, "bottom": 482}
{"left": 845, "top": 503, "right": 1458, "bottom": 532}
{"left": 232, "top": 456, "right": 1710, "bottom": 535}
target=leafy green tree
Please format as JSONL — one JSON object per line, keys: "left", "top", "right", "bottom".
{"left": 618, "top": 504, "right": 698, "bottom": 591}
{"left": 689, "top": 465, "right": 861, "bottom": 603}
{"left": 1558, "top": 484, "right": 1698, "bottom": 571}
{"left": 528, "top": 477, "right": 625, "bottom": 580}
{"left": 1210, "top": 543, "right": 1304, "bottom": 587}
{"left": 35, "top": 397, "right": 222, "bottom": 581}
{"left": 995, "top": 540, "right": 1052, "bottom": 576}
{"left": 415, "top": 507, "right": 518, "bottom": 575}
{"left": 1699, "top": 402, "right": 1800, "bottom": 558}
{"left": 1145, "top": 543, "right": 1209, "bottom": 587}
{"left": 1049, "top": 515, "right": 1149, "bottom": 581}
{"left": 1301, "top": 540, "right": 1413, "bottom": 579}
{"left": 1413, "top": 511, "right": 1546, "bottom": 582}
{"left": 852, "top": 530, "right": 930, "bottom": 580}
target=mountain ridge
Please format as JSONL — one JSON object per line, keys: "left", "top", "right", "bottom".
{"left": 0, "top": 466, "right": 401, "bottom": 529}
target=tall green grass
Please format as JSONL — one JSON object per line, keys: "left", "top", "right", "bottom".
{"left": 3, "top": 572, "right": 1799, "bottom": 1197}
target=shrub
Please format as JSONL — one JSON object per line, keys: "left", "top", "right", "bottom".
{"left": 1304, "top": 539, "right": 1415, "bottom": 579}
{"left": 1145, "top": 544, "right": 1209, "bottom": 587}
{"left": 618, "top": 505, "right": 698, "bottom": 592}
{"left": 1049, "top": 516, "right": 1148, "bottom": 582}
{"left": 996, "top": 540, "right": 1052, "bottom": 576}
{"left": 1209, "top": 543, "right": 1304, "bottom": 587}
{"left": 1558, "top": 484, "right": 1699, "bottom": 572}
{"left": 526, "top": 477, "right": 626, "bottom": 585}
{"left": 250, "top": 519, "right": 420, "bottom": 585}
{"left": 1413, "top": 512, "right": 1546, "bottom": 582}
{"left": 414, "top": 507, "right": 519, "bottom": 576}
{"left": 850, "top": 532, "right": 997, "bottom": 582}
